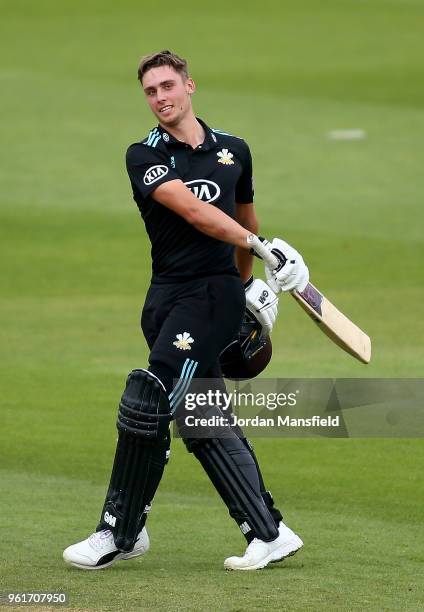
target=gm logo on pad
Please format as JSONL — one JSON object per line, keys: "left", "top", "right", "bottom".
{"left": 104, "top": 511, "right": 116, "bottom": 527}
{"left": 144, "top": 165, "right": 169, "bottom": 185}
{"left": 184, "top": 179, "right": 221, "bottom": 203}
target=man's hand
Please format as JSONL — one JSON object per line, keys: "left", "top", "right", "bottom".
{"left": 245, "top": 278, "right": 279, "bottom": 336}
{"left": 263, "top": 238, "right": 309, "bottom": 293}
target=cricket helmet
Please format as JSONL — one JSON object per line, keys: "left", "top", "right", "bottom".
{"left": 219, "top": 312, "right": 272, "bottom": 380}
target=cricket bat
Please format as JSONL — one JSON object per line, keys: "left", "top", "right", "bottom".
{"left": 247, "top": 234, "right": 372, "bottom": 364}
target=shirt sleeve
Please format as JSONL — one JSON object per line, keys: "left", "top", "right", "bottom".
{"left": 235, "top": 141, "right": 254, "bottom": 204}
{"left": 126, "top": 143, "right": 180, "bottom": 201}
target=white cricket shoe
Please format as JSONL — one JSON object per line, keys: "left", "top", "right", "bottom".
{"left": 224, "top": 521, "right": 303, "bottom": 571}
{"left": 63, "top": 528, "right": 149, "bottom": 570}
{"left": 271, "top": 521, "right": 303, "bottom": 563}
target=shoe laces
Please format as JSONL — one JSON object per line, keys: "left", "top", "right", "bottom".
{"left": 88, "top": 529, "right": 114, "bottom": 552}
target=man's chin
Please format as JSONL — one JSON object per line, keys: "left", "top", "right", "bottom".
{"left": 159, "top": 114, "right": 179, "bottom": 128}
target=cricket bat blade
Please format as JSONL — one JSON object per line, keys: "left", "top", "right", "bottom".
{"left": 292, "top": 283, "right": 372, "bottom": 364}
{"left": 246, "top": 234, "right": 371, "bottom": 363}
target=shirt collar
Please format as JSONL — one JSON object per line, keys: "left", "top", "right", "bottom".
{"left": 157, "top": 118, "right": 218, "bottom": 151}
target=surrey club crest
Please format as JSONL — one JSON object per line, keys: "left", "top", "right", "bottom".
{"left": 173, "top": 332, "right": 194, "bottom": 351}
{"left": 217, "top": 148, "right": 234, "bottom": 165}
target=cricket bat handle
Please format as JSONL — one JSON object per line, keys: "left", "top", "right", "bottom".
{"left": 246, "top": 234, "right": 280, "bottom": 269}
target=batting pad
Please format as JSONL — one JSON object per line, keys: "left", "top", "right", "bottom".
{"left": 188, "top": 435, "right": 279, "bottom": 542}
{"left": 97, "top": 369, "right": 171, "bottom": 552}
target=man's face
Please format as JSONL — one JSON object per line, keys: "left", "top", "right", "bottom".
{"left": 142, "top": 65, "right": 195, "bottom": 127}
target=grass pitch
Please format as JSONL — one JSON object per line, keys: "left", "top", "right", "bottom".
{"left": 1, "top": 1, "right": 424, "bottom": 610}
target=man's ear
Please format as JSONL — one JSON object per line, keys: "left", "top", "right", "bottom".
{"left": 186, "top": 78, "right": 195, "bottom": 95}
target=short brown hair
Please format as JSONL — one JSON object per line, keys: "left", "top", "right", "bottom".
{"left": 137, "top": 50, "right": 189, "bottom": 83}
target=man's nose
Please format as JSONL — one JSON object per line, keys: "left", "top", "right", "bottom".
{"left": 157, "top": 88, "right": 167, "bottom": 102}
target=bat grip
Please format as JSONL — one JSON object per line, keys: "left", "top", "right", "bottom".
{"left": 246, "top": 234, "right": 279, "bottom": 269}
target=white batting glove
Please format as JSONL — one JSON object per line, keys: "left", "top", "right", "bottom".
{"left": 263, "top": 238, "right": 309, "bottom": 293}
{"left": 245, "top": 277, "right": 279, "bottom": 336}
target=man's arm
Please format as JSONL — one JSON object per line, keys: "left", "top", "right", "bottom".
{"left": 234, "top": 203, "right": 258, "bottom": 282}
{"left": 152, "top": 178, "right": 307, "bottom": 296}
{"left": 151, "top": 180, "right": 251, "bottom": 249}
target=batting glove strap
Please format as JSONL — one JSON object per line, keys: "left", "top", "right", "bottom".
{"left": 244, "top": 275, "right": 254, "bottom": 290}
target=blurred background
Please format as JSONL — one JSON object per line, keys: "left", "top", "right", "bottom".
{"left": 1, "top": 1, "right": 423, "bottom": 610}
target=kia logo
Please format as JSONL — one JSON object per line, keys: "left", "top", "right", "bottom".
{"left": 185, "top": 179, "right": 221, "bottom": 203}
{"left": 143, "top": 165, "right": 169, "bottom": 186}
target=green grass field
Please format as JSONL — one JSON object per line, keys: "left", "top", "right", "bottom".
{"left": 1, "top": 1, "right": 423, "bottom": 610}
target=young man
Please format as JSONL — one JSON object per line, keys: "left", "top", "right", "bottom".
{"left": 63, "top": 50, "right": 308, "bottom": 571}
